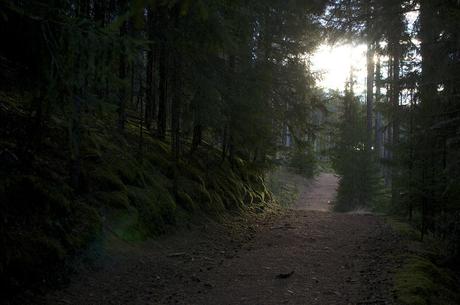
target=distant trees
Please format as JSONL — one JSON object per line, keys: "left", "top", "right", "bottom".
{"left": 330, "top": 80, "right": 383, "bottom": 211}
{"left": 328, "top": 0, "right": 460, "bottom": 255}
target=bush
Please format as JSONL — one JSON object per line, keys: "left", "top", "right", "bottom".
{"left": 288, "top": 148, "right": 316, "bottom": 178}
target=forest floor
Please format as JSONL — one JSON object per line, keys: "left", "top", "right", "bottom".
{"left": 34, "top": 173, "right": 402, "bottom": 305}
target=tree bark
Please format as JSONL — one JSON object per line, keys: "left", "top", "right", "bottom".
{"left": 145, "top": 8, "right": 155, "bottom": 130}
{"left": 117, "top": 1, "right": 128, "bottom": 131}
{"left": 389, "top": 27, "right": 402, "bottom": 207}
{"left": 157, "top": 45, "right": 167, "bottom": 139}
{"left": 93, "top": 0, "right": 106, "bottom": 25}
{"left": 375, "top": 54, "right": 383, "bottom": 160}
{"left": 171, "top": 56, "right": 181, "bottom": 162}
{"left": 191, "top": 123, "right": 202, "bottom": 154}
{"left": 366, "top": 43, "right": 375, "bottom": 150}
{"left": 419, "top": 0, "right": 439, "bottom": 237}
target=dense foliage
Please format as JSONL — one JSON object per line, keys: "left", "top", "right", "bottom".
{"left": 1, "top": 0, "right": 327, "bottom": 168}
{"left": 0, "top": 0, "right": 328, "bottom": 299}
{"left": 2, "top": 0, "right": 459, "bottom": 302}
{"left": 328, "top": 0, "right": 460, "bottom": 259}
{"left": 330, "top": 87, "right": 383, "bottom": 212}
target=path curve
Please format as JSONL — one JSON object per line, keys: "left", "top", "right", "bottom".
{"left": 294, "top": 172, "right": 339, "bottom": 211}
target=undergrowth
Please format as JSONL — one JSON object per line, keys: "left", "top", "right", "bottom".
{"left": 0, "top": 94, "right": 274, "bottom": 300}
{"left": 386, "top": 218, "right": 460, "bottom": 305}
{"left": 266, "top": 167, "right": 301, "bottom": 207}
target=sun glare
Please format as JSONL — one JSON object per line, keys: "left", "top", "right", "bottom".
{"left": 311, "top": 44, "right": 367, "bottom": 94}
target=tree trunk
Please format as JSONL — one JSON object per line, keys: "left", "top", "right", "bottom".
{"left": 366, "top": 43, "right": 375, "bottom": 150}
{"left": 78, "top": 0, "right": 90, "bottom": 17}
{"left": 171, "top": 57, "right": 181, "bottom": 162}
{"left": 375, "top": 54, "right": 383, "bottom": 161}
{"left": 388, "top": 10, "right": 403, "bottom": 206}
{"left": 70, "top": 95, "right": 82, "bottom": 189}
{"left": 157, "top": 45, "right": 167, "bottom": 139}
{"left": 390, "top": 45, "right": 401, "bottom": 206}
{"left": 117, "top": 5, "right": 128, "bottom": 131}
{"left": 145, "top": 8, "right": 155, "bottom": 130}
{"left": 93, "top": 0, "right": 106, "bottom": 25}
{"left": 138, "top": 93, "right": 144, "bottom": 160}
{"left": 191, "top": 123, "right": 202, "bottom": 154}
{"left": 221, "top": 125, "right": 228, "bottom": 163}
{"left": 419, "top": 0, "right": 439, "bottom": 236}
{"left": 408, "top": 89, "right": 415, "bottom": 220}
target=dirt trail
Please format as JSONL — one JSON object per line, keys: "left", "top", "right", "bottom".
{"left": 293, "top": 173, "right": 339, "bottom": 211}
{"left": 35, "top": 173, "right": 400, "bottom": 305}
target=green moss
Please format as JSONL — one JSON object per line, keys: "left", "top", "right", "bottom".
{"left": 127, "top": 186, "right": 176, "bottom": 235}
{"left": 244, "top": 189, "right": 254, "bottom": 205}
{"left": 156, "top": 191, "right": 176, "bottom": 225}
{"left": 111, "top": 158, "right": 143, "bottom": 186}
{"left": 84, "top": 131, "right": 118, "bottom": 154}
{"left": 6, "top": 231, "right": 66, "bottom": 287}
{"left": 395, "top": 255, "right": 459, "bottom": 305}
{"left": 65, "top": 202, "right": 101, "bottom": 250}
{"left": 178, "top": 160, "right": 205, "bottom": 185}
{"left": 142, "top": 163, "right": 170, "bottom": 188}
{"left": 109, "top": 208, "right": 147, "bottom": 242}
{"left": 196, "top": 182, "right": 213, "bottom": 208}
{"left": 209, "top": 173, "right": 245, "bottom": 210}
{"left": 176, "top": 178, "right": 219, "bottom": 214}
{"left": 143, "top": 137, "right": 170, "bottom": 155}
{"left": 252, "top": 191, "right": 264, "bottom": 204}
{"left": 1, "top": 97, "right": 279, "bottom": 298}
{"left": 127, "top": 187, "right": 159, "bottom": 234}
{"left": 229, "top": 176, "right": 246, "bottom": 198}
{"left": 80, "top": 131, "right": 103, "bottom": 162}
{"left": 1, "top": 106, "right": 278, "bottom": 297}
{"left": 247, "top": 172, "right": 264, "bottom": 191}
{"left": 81, "top": 147, "right": 102, "bottom": 162}
{"left": 3, "top": 175, "right": 72, "bottom": 216}
{"left": 89, "top": 168, "right": 127, "bottom": 192}
{"left": 177, "top": 176, "right": 216, "bottom": 213}
{"left": 177, "top": 191, "right": 197, "bottom": 212}
{"left": 145, "top": 150, "right": 173, "bottom": 177}
{"left": 212, "top": 182, "right": 235, "bottom": 209}
{"left": 395, "top": 257, "right": 437, "bottom": 304}
{"left": 386, "top": 217, "right": 421, "bottom": 241}
{"left": 388, "top": 218, "right": 460, "bottom": 305}
{"left": 94, "top": 191, "right": 130, "bottom": 209}
{"left": 204, "top": 189, "right": 222, "bottom": 212}
{"left": 18, "top": 233, "right": 66, "bottom": 266}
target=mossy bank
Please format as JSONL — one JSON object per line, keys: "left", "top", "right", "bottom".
{"left": 387, "top": 218, "right": 460, "bottom": 305}
{"left": 0, "top": 96, "right": 273, "bottom": 300}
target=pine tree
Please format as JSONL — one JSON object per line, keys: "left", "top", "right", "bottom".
{"left": 331, "top": 77, "right": 383, "bottom": 211}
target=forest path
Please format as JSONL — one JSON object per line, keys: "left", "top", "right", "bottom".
{"left": 292, "top": 172, "right": 339, "bottom": 211}
{"left": 39, "top": 173, "right": 400, "bottom": 305}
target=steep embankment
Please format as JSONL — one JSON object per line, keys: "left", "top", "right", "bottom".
{"left": 0, "top": 94, "right": 273, "bottom": 301}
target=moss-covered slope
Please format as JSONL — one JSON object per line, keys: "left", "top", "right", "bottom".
{"left": 0, "top": 96, "right": 273, "bottom": 299}
{"left": 387, "top": 219, "right": 460, "bottom": 305}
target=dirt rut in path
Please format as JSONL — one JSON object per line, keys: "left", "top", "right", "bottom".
{"left": 36, "top": 173, "right": 400, "bottom": 305}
